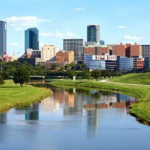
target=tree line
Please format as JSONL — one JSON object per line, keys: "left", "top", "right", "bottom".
{"left": 0, "top": 60, "right": 119, "bottom": 87}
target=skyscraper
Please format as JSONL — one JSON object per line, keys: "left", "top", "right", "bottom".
{"left": 25, "top": 28, "right": 39, "bottom": 53}
{"left": 63, "top": 39, "right": 85, "bottom": 62}
{"left": 87, "top": 25, "right": 100, "bottom": 43}
{"left": 0, "top": 21, "right": 7, "bottom": 56}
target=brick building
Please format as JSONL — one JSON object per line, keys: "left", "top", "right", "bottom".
{"left": 84, "top": 43, "right": 111, "bottom": 55}
{"left": 56, "top": 51, "right": 74, "bottom": 64}
{"left": 108, "top": 43, "right": 141, "bottom": 58}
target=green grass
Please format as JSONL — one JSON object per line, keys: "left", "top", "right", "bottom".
{"left": 108, "top": 73, "right": 150, "bottom": 85}
{"left": 0, "top": 80, "right": 52, "bottom": 112}
{"left": 50, "top": 79, "right": 150, "bottom": 125}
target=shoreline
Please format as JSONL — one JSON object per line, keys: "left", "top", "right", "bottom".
{"left": 49, "top": 79, "right": 150, "bottom": 125}
{"left": 0, "top": 81, "right": 53, "bottom": 112}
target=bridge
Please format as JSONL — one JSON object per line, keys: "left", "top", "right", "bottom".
{"left": 29, "top": 76, "right": 45, "bottom": 79}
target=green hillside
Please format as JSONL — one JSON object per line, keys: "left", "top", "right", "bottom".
{"left": 109, "top": 73, "right": 150, "bottom": 85}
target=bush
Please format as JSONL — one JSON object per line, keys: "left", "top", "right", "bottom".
{"left": 0, "top": 75, "right": 4, "bottom": 85}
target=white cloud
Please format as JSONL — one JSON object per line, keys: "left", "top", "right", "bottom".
{"left": 124, "top": 35, "right": 143, "bottom": 41}
{"left": 6, "top": 16, "right": 51, "bottom": 27}
{"left": 61, "top": 20, "right": 73, "bottom": 25}
{"left": 8, "top": 43, "right": 19, "bottom": 47}
{"left": 15, "top": 27, "right": 23, "bottom": 30}
{"left": 40, "top": 31, "right": 80, "bottom": 38}
{"left": 39, "top": 42, "right": 45, "bottom": 48}
{"left": 117, "top": 25, "right": 127, "bottom": 29}
{"left": 122, "top": 41, "right": 135, "bottom": 44}
{"left": 72, "top": 7, "right": 86, "bottom": 11}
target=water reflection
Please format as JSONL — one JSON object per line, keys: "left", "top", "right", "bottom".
{"left": 0, "top": 113, "right": 7, "bottom": 124}
{"left": 25, "top": 103, "right": 39, "bottom": 121}
{"left": 40, "top": 87, "right": 136, "bottom": 138}
{"left": 0, "top": 86, "right": 140, "bottom": 149}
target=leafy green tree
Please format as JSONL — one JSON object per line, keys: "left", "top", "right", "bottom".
{"left": 101, "top": 70, "right": 110, "bottom": 79}
{"left": 60, "top": 67, "right": 65, "bottom": 72}
{"left": 70, "top": 62, "right": 75, "bottom": 67}
{"left": 80, "top": 71, "right": 86, "bottom": 79}
{"left": 13, "top": 66, "right": 29, "bottom": 87}
{"left": 85, "top": 72, "right": 91, "bottom": 80}
{"left": 92, "top": 70, "right": 101, "bottom": 81}
{"left": 0, "top": 75, "right": 4, "bottom": 85}
{"left": 65, "top": 64, "right": 70, "bottom": 70}
{"left": 68, "top": 71, "right": 76, "bottom": 79}
{"left": 2, "top": 72, "right": 9, "bottom": 80}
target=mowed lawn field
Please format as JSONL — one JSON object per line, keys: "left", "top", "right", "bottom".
{"left": 108, "top": 73, "right": 150, "bottom": 85}
{"left": 0, "top": 80, "right": 52, "bottom": 111}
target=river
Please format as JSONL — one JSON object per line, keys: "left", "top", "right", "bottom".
{"left": 0, "top": 86, "right": 150, "bottom": 150}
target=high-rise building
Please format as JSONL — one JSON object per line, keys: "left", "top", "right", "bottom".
{"left": 126, "top": 43, "right": 141, "bottom": 58}
{"left": 63, "top": 39, "right": 85, "bottom": 62}
{"left": 41, "top": 45, "right": 59, "bottom": 62}
{"left": 25, "top": 28, "right": 39, "bottom": 53}
{"left": 108, "top": 43, "right": 126, "bottom": 57}
{"left": 141, "top": 45, "right": 150, "bottom": 58}
{"left": 0, "top": 21, "right": 7, "bottom": 56}
{"left": 87, "top": 25, "right": 100, "bottom": 43}
{"left": 108, "top": 43, "right": 141, "bottom": 58}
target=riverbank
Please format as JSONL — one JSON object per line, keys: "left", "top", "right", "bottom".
{"left": 50, "top": 79, "right": 150, "bottom": 125}
{"left": 0, "top": 80, "right": 52, "bottom": 112}
{"left": 108, "top": 73, "right": 150, "bottom": 85}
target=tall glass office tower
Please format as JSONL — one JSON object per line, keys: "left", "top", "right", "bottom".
{"left": 0, "top": 21, "right": 7, "bottom": 56}
{"left": 25, "top": 28, "right": 39, "bottom": 53}
{"left": 87, "top": 25, "right": 100, "bottom": 43}
{"left": 63, "top": 39, "right": 85, "bottom": 63}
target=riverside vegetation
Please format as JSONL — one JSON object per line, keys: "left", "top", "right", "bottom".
{"left": 50, "top": 74, "right": 150, "bottom": 125}
{"left": 0, "top": 80, "right": 52, "bottom": 112}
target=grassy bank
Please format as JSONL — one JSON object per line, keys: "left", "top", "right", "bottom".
{"left": 0, "top": 80, "right": 52, "bottom": 112}
{"left": 108, "top": 73, "right": 150, "bottom": 85}
{"left": 50, "top": 79, "right": 150, "bottom": 125}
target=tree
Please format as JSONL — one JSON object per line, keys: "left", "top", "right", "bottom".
{"left": 92, "top": 70, "right": 101, "bottom": 81}
{"left": 101, "top": 70, "right": 110, "bottom": 79}
{"left": 85, "top": 72, "right": 91, "bottom": 81}
{"left": 70, "top": 62, "right": 75, "bottom": 67}
{"left": 0, "top": 75, "right": 4, "bottom": 85}
{"left": 65, "top": 64, "right": 70, "bottom": 70}
{"left": 2, "top": 71, "right": 9, "bottom": 80}
{"left": 60, "top": 67, "right": 65, "bottom": 72}
{"left": 68, "top": 71, "right": 76, "bottom": 79}
{"left": 13, "top": 66, "right": 29, "bottom": 87}
{"left": 51, "top": 64, "right": 59, "bottom": 70}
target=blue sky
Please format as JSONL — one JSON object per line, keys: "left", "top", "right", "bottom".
{"left": 0, "top": 0, "right": 150, "bottom": 56}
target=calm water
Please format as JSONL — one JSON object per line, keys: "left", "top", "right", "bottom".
{"left": 0, "top": 86, "right": 150, "bottom": 150}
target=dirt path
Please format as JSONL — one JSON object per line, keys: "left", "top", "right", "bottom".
{"left": 100, "top": 80, "right": 150, "bottom": 87}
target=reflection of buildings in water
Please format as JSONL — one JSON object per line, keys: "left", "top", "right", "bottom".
{"left": 117, "top": 93, "right": 135, "bottom": 102}
{"left": 63, "top": 93, "right": 84, "bottom": 116}
{"left": 47, "top": 88, "right": 77, "bottom": 115}
{"left": 25, "top": 103, "right": 39, "bottom": 121}
{"left": 100, "top": 93, "right": 117, "bottom": 104}
{"left": 87, "top": 110, "right": 100, "bottom": 138}
{"left": 84, "top": 101, "right": 136, "bottom": 109}
{"left": 0, "top": 113, "right": 7, "bottom": 124}
{"left": 0, "top": 113, "right": 7, "bottom": 142}
{"left": 41, "top": 96, "right": 60, "bottom": 113}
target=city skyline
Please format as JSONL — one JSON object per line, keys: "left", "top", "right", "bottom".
{"left": 1, "top": 0, "right": 150, "bottom": 56}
